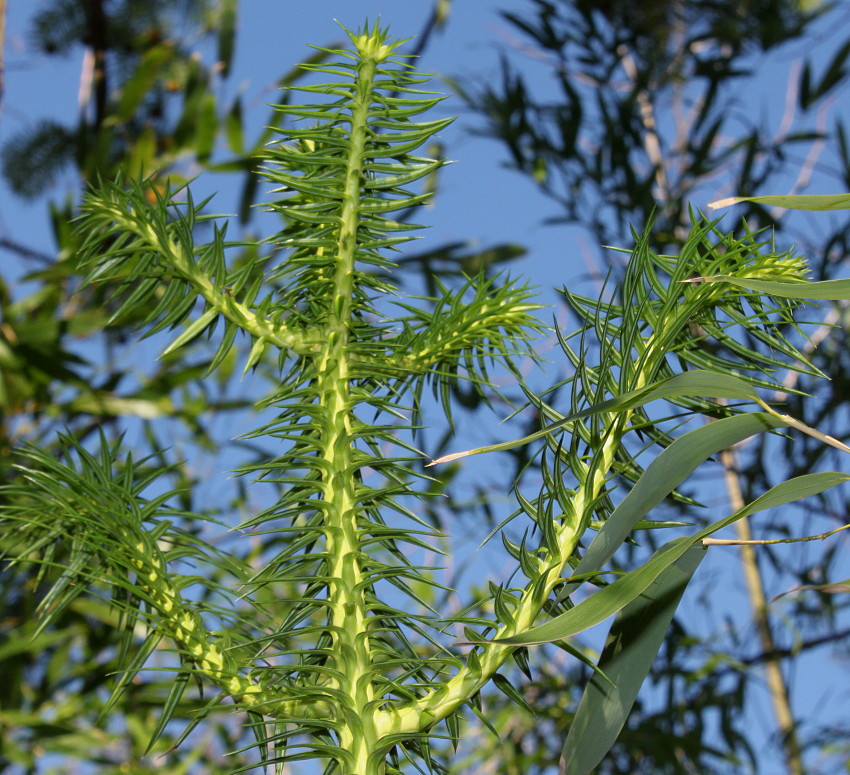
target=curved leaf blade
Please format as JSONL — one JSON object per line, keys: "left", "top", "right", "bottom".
{"left": 497, "top": 472, "right": 850, "bottom": 646}
{"left": 695, "top": 275, "right": 850, "bottom": 301}
{"left": 559, "top": 546, "right": 706, "bottom": 775}
{"left": 558, "top": 412, "right": 784, "bottom": 601}
{"left": 428, "top": 370, "right": 758, "bottom": 466}
{"left": 709, "top": 193, "right": 850, "bottom": 211}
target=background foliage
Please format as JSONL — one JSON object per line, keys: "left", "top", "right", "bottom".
{"left": 455, "top": 2, "right": 850, "bottom": 773}
{"left": 2, "top": 1, "right": 850, "bottom": 773}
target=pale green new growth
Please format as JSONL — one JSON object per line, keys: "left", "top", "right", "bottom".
{"left": 2, "top": 21, "right": 848, "bottom": 775}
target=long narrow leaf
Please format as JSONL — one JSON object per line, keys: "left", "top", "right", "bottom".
{"left": 161, "top": 307, "right": 220, "bottom": 356}
{"left": 709, "top": 193, "right": 850, "bottom": 211}
{"left": 559, "top": 546, "right": 706, "bottom": 775}
{"left": 558, "top": 412, "right": 783, "bottom": 601}
{"left": 496, "top": 472, "right": 849, "bottom": 646}
{"left": 145, "top": 669, "right": 193, "bottom": 754}
{"left": 428, "top": 370, "right": 758, "bottom": 466}
{"left": 690, "top": 275, "right": 850, "bottom": 300}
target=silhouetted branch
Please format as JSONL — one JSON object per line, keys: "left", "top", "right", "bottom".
{"left": 0, "top": 237, "right": 54, "bottom": 265}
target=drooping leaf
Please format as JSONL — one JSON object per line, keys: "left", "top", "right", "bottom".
{"left": 559, "top": 546, "right": 706, "bottom": 775}
{"left": 217, "top": 0, "right": 238, "bottom": 78}
{"left": 225, "top": 96, "right": 244, "bottom": 154}
{"left": 771, "top": 578, "right": 850, "bottom": 602}
{"left": 429, "top": 370, "right": 759, "bottom": 466}
{"left": 496, "top": 472, "right": 850, "bottom": 646}
{"left": 709, "top": 193, "right": 850, "bottom": 211}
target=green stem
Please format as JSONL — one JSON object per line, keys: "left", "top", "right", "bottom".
{"left": 100, "top": 204, "right": 321, "bottom": 356}
{"left": 319, "top": 36, "right": 385, "bottom": 775}
{"left": 381, "top": 292, "right": 693, "bottom": 736}
{"left": 129, "top": 541, "right": 332, "bottom": 719}
{"left": 380, "top": 409, "right": 626, "bottom": 738}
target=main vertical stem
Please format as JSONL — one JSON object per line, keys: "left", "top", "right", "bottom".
{"left": 318, "top": 41, "right": 383, "bottom": 775}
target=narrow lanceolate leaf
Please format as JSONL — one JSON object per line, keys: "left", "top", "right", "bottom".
{"left": 496, "top": 472, "right": 850, "bottom": 646}
{"left": 217, "top": 0, "right": 237, "bottom": 78}
{"left": 225, "top": 96, "right": 244, "bottom": 154}
{"left": 242, "top": 336, "right": 267, "bottom": 375}
{"left": 559, "top": 546, "right": 706, "bottom": 775}
{"left": 558, "top": 412, "right": 784, "bottom": 601}
{"left": 690, "top": 275, "right": 850, "bottom": 301}
{"left": 160, "top": 307, "right": 219, "bottom": 356}
{"left": 428, "top": 370, "right": 758, "bottom": 466}
{"left": 709, "top": 193, "right": 850, "bottom": 211}
{"left": 771, "top": 578, "right": 850, "bottom": 602}
{"left": 145, "top": 669, "right": 192, "bottom": 754}
{"left": 66, "top": 393, "right": 173, "bottom": 420}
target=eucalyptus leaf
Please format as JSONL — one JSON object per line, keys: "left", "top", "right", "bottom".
{"left": 559, "top": 412, "right": 784, "bottom": 602}
{"left": 429, "top": 370, "right": 759, "bottom": 466}
{"left": 559, "top": 546, "right": 706, "bottom": 775}
{"left": 709, "top": 193, "right": 850, "bottom": 211}
{"left": 697, "top": 275, "right": 850, "bottom": 300}
{"left": 497, "top": 472, "right": 850, "bottom": 646}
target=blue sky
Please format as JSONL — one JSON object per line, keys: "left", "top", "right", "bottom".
{"left": 3, "top": 2, "right": 850, "bottom": 773}
{"left": 1, "top": 3, "right": 565, "bottom": 286}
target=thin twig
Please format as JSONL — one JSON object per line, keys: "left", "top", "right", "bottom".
{"left": 0, "top": 237, "right": 55, "bottom": 266}
{"left": 738, "top": 627, "right": 850, "bottom": 666}
{"left": 769, "top": 93, "right": 834, "bottom": 222}
{"left": 720, "top": 444, "right": 805, "bottom": 775}
{"left": 619, "top": 47, "right": 668, "bottom": 202}
{"left": 703, "top": 522, "right": 850, "bottom": 546}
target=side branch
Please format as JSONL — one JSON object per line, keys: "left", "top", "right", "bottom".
{"left": 85, "top": 198, "right": 322, "bottom": 358}
{"left": 389, "top": 281, "right": 542, "bottom": 376}
{"left": 702, "top": 522, "right": 850, "bottom": 546}
{"left": 380, "top": 415, "right": 621, "bottom": 739}
{"left": 131, "top": 543, "right": 329, "bottom": 719}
